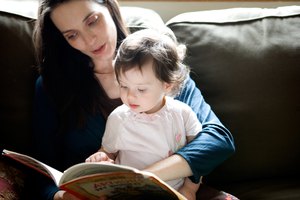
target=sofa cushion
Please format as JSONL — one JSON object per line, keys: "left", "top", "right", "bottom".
{"left": 0, "top": 11, "right": 37, "bottom": 154}
{"left": 121, "top": 7, "right": 166, "bottom": 32}
{"left": 167, "top": 5, "right": 300, "bottom": 198}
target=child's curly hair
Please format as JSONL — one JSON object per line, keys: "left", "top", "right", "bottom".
{"left": 115, "top": 28, "right": 189, "bottom": 97}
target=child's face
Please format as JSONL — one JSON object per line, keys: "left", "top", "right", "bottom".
{"left": 118, "top": 60, "right": 171, "bottom": 114}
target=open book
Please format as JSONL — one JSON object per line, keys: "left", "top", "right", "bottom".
{"left": 2, "top": 149, "right": 186, "bottom": 200}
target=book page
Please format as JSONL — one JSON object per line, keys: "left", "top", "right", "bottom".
{"left": 2, "top": 149, "right": 63, "bottom": 186}
{"left": 59, "top": 162, "right": 137, "bottom": 185}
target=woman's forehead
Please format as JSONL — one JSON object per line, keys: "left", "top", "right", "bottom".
{"left": 50, "top": 0, "right": 107, "bottom": 30}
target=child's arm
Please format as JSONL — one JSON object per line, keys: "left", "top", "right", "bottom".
{"left": 85, "top": 147, "right": 117, "bottom": 163}
{"left": 187, "top": 135, "right": 196, "bottom": 143}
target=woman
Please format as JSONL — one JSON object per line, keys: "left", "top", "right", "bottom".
{"left": 32, "top": 0, "right": 235, "bottom": 199}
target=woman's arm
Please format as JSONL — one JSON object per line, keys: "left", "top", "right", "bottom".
{"left": 145, "top": 76, "right": 235, "bottom": 183}
{"left": 32, "top": 76, "right": 61, "bottom": 167}
{"left": 32, "top": 76, "right": 107, "bottom": 199}
{"left": 31, "top": 76, "right": 62, "bottom": 199}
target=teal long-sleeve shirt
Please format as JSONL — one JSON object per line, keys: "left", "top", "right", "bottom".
{"left": 32, "top": 75, "right": 235, "bottom": 199}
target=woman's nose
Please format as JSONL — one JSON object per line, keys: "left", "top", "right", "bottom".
{"left": 83, "top": 31, "right": 96, "bottom": 46}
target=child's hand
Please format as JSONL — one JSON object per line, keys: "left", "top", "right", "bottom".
{"left": 54, "top": 190, "right": 81, "bottom": 200}
{"left": 85, "top": 151, "right": 114, "bottom": 163}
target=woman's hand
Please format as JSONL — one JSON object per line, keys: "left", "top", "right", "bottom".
{"left": 85, "top": 151, "right": 114, "bottom": 163}
{"left": 178, "top": 178, "right": 200, "bottom": 200}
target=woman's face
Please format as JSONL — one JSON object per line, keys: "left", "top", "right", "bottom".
{"left": 51, "top": 0, "right": 117, "bottom": 62}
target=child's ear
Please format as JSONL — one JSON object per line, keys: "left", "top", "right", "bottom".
{"left": 163, "top": 82, "right": 173, "bottom": 93}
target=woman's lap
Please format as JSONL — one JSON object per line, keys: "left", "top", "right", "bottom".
{"left": 0, "top": 158, "right": 26, "bottom": 200}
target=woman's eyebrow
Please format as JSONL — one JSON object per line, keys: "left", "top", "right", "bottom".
{"left": 83, "top": 11, "right": 95, "bottom": 22}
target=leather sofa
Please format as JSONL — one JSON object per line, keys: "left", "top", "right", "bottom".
{"left": 1, "top": 4, "right": 300, "bottom": 200}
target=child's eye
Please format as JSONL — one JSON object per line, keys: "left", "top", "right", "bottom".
{"left": 87, "top": 15, "right": 99, "bottom": 26}
{"left": 138, "top": 88, "right": 146, "bottom": 93}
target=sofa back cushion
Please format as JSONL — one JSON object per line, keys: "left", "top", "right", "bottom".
{"left": 121, "top": 7, "right": 166, "bottom": 32}
{"left": 0, "top": 12, "right": 37, "bottom": 154}
{"left": 167, "top": 6, "right": 300, "bottom": 184}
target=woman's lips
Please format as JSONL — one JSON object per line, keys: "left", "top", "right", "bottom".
{"left": 92, "top": 44, "right": 106, "bottom": 55}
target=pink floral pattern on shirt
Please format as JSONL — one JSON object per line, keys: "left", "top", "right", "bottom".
{"left": 168, "top": 132, "right": 185, "bottom": 156}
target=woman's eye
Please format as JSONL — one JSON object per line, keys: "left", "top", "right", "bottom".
{"left": 65, "top": 32, "right": 78, "bottom": 40}
{"left": 87, "top": 15, "right": 99, "bottom": 26}
{"left": 120, "top": 85, "right": 127, "bottom": 89}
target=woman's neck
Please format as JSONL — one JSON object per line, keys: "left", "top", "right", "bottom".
{"left": 93, "top": 60, "right": 120, "bottom": 99}
{"left": 93, "top": 59, "right": 114, "bottom": 74}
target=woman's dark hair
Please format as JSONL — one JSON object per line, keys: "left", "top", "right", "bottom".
{"left": 115, "top": 29, "right": 189, "bottom": 97}
{"left": 33, "top": 0, "right": 128, "bottom": 132}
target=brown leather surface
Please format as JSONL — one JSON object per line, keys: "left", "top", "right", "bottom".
{"left": 167, "top": 6, "right": 300, "bottom": 199}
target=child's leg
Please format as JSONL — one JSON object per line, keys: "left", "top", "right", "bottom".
{"left": 178, "top": 177, "right": 202, "bottom": 200}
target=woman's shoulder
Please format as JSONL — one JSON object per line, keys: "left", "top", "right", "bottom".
{"left": 34, "top": 76, "right": 48, "bottom": 95}
{"left": 35, "top": 76, "right": 43, "bottom": 89}
{"left": 34, "top": 75, "right": 56, "bottom": 107}
{"left": 34, "top": 76, "right": 47, "bottom": 98}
